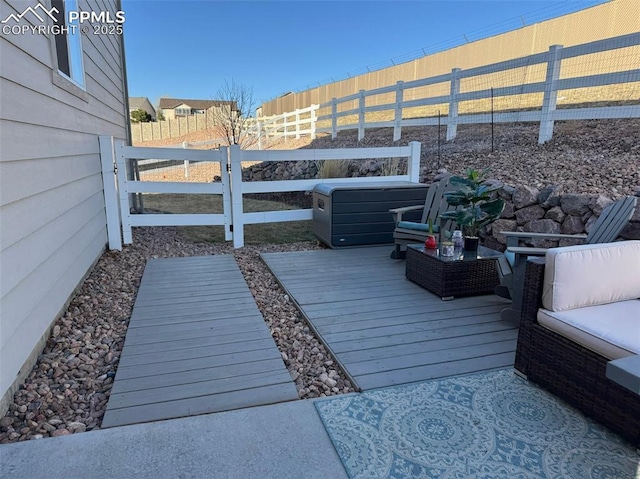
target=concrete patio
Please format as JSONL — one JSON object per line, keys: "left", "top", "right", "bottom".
{"left": 0, "top": 398, "right": 348, "bottom": 479}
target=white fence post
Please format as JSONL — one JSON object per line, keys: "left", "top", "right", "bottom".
{"left": 393, "top": 81, "right": 404, "bottom": 141}
{"left": 407, "top": 141, "right": 421, "bottom": 183}
{"left": 99, "top": 136, "right": 122, "bottom": 251}
{"left": 357, "top": 90, "right": 365, "bottom": 141}
{"left": 311, "top": 104, "right": 317, "bottom": 140}
{"left": 283, "top": 112, "right": 288, "bottom": 142}
{"left": 182, "top": 141, "right": 189, "bottom": 178}
{"left": 331, "top": 98, "right": 338, "bottom": 139}
{"left": 229, "top": 145, "right": 244, "bottom": 248}
{"left": 446, "top": 68, "right": 461, "bottom": 141}
{"left": 295, "top": 109, "right": 301, "bottom": 139}
{"left": 220, "top": 146, "right": 233, "bottom": 241}
{"left": 257, "top": 121, "right": 263, "bottom": 150}
{"left": 114, "top": 139, "right": 133, "bottom": 244}
{"left": 539, "top": 44, "right": 563, "bottom": 144}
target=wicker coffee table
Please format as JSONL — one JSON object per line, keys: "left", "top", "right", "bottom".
{"left": 405, "top": 244, "right": 502, "bottom": 300}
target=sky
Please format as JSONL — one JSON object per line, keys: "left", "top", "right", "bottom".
{"left": 122, "top": 0, "right": 608, "bottom": 110}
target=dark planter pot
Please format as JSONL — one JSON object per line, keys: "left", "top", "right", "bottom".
{"left": 464, "top": 236, "right": 479, "bottom": 252}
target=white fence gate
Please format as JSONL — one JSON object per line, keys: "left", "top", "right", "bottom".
{"left": 100, "top": 137, "right": 421, "bottom": 249}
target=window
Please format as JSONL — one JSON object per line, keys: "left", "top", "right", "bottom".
{"left": 175, "top": 108, "right": 192, "bottom": 116}
{"left": 52, "top": 0, "right": 85, "bottom": 88}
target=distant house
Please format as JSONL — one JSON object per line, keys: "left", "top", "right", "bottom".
{"left": 158, "top": 97, "right": 237, "bottom": 121}
{"left": 129, "top": 96, "right": 156, "bottom": 120}
{"left": 0, "top": 0, "right": 128, "bottom": 414}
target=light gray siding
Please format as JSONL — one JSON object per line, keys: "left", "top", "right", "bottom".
{"left": 0, "top": 0, "right": 128, "bottom": 409}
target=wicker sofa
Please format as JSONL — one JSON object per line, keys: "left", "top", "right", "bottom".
{"left": 515, "top": 241, "right": 640, "bottom": 446}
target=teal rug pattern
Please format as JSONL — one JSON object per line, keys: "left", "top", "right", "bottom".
{"left": 315, "top": 368, "right": 639, "bottom": 479}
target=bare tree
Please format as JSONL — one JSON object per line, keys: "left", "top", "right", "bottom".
{"left": 212, "top": 79, "right": 256, "bottom": 147}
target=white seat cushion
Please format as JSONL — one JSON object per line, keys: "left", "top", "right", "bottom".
{"left": 542, "top": 241, "right": 640, "bottom": 312}
{"left": 537, "top": 299, "right": 640, "bottom": 360}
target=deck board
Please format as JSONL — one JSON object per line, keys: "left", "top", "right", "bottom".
{"left": 262, "top": 246, "right": 515, "bottom": 391}
{"left": 102, "top": 255, "right": 298, "bottom": 428}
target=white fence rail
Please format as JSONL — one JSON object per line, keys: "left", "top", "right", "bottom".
{"left": 100, "top": 136, "right": 232, "bottom": 250}
{"left": 246, "top": 104, "right": 319, "bottom": 149}
{"left": 100, "top": 136, "right": 421, "bottom": 249}
{"left": 251, "top": 33, "right": 640, "bottom": 145}
{"left": 228, "top": 142, "right": 420, "bottom": 247}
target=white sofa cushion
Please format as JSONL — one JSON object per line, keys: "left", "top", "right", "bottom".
{"left": 542, "top": 241, "right": 640, "bottom": 312}
{"left": 537, "top": 299, "right": 640, "bottom": 360}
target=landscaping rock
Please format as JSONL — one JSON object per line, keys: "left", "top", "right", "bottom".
{"left": 561, "top": 194, "right": 592, "bottom": 216}
{"left": 544, "top": 206, "right": 566, "bottom": 223}
{"left": 489, "top": 219, "right": 518, "bottom": 244}
{"left": 3, "top": 118, "right": 640, "bottom": 444}
{"left": 589, "top": 195, "right": 613, "bottom": 216}
{"left": 499, "top": 202, "right": 515, "bottom": 219}
{"left": 561, "top": 215, "right": 585, "bottom": 235}
{"left": 512, "top": 185, "right": 539, "bottom": 209}
{"left": 514, "top": 205, "right": 545, "bottom": 225}
{"left": 527, "top": 219, "right": 562, "bottom": 248}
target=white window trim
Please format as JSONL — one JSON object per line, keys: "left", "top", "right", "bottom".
{"left": 49, "top": 0, "right": 88, "bottom": 100}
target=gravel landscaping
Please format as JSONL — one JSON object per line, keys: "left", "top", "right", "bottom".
{"left": 0, "top": 228, "right": 354, "bottom": 444}
{"left": 1, "top": 118, "right": 638, "bottom": 443}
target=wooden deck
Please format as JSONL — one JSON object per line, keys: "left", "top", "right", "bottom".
{"left": 262, "top": 246, "right": 517, "bottom": 391}
{"left": 102, "top": 255, "right": 298, "bottom": 428}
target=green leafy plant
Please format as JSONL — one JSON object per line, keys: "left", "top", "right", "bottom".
{"left": 130, "top": 109, "right": 152, "bottom": 123}
{"left": 440, "top": 169, "right": 505, "bottom": 237}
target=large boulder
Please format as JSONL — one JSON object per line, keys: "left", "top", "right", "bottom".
{"left": 527, "top": 219, "right": 561, "bottom": 248}
{"left": 561, "top": 194, "right": 591, "bottom": 215}
{"left": 512, "top": 185, "right": 539, "bottom": 209}
{"left": 561, "top": 215, "right": 585, "bottom": 234}
{"left": 544, "top": 206, "right": 566, "bottom": 223}
{"left": 589, "top": 195, "right": 613, "bottom": 216}
{"left": 620, "top": 222, "right": 640, "bottom": 240}
{"left": 500, "top": 202, "right": 515, "bottom": 219}
{"left": 515, "top": 205, "right": 545, "bottom": 225}
{"left": 489, "top": 219, "right": 518, "bottom": 244}
{"left": 538, "top": 185, "right": 562, "bottom": 208}
{"left": 498, "top": 185, "right": 516, "bottom": 201}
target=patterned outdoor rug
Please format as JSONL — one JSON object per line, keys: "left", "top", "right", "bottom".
{"left": 315, "top": 368, "right": 639, "bottom": 479}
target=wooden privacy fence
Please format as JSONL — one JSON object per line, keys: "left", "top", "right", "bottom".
{"left": 248, "top": 33, "right": 640, "bottom": 146}
{"left": 100, "top": 137, "right": 421, "bottom": 249}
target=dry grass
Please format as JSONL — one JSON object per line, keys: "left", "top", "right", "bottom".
{"left": 141, "top": 193, "right": 315, "bottom": 244}
{"left": 317, "top": 159, "right": 351, "bottom": 178}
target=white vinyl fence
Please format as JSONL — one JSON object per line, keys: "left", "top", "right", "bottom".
{"left": 100, "top": 137, "right": 421, "bottom": 249}
{"left": 250, "top": 33, "right": 640, "bottom": 145}
{"left": 246, "top": 104, "right": 319, "bottom": 149}
{"left": 100, "top": 136, "right": 232, "bottom": 250}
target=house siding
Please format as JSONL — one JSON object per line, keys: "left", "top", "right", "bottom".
{"left": 0, "top": 0, "right": 128, "bottom": 411}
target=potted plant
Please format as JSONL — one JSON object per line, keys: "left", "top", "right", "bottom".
{"left": 439, "top": 169, "right": 505, "bottom": 251}
{"left": 424, "top": 218, "right": 437, "bottom": 249}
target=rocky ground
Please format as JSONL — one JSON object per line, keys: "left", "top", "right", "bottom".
{"left": 300, "top": 119, "right": 640, "bottom": 198}
{"left": 2, "top": 118, "right": 638, "bottom": 443}
{"left": 0, "top": 228, "right": 355, "bottom": 443}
